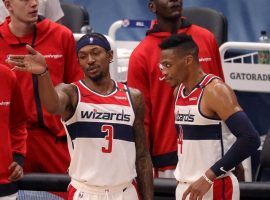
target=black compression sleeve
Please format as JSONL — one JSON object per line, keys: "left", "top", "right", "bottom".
{"left": 210, "top": 111, "right": 260, "bottom": 177}
{"left": 13, "top": 154, "right": 24, "bottom": 167}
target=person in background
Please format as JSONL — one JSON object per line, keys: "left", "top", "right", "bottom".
{"left": 127, "top": 0, "right": 224, "bottom": 178}
{"left": 0, "top": 64, "right": 27, "bottom": 200}
{"left": 159, "top": 33, "right": 260, "bottom": 200}
{"left": 0, "top": 0, "right": 64, "bottom": 23}
{"left": 6, "top": 32, "right": 154, "bottom": 200}
{"left": 0, "top": 0, "right": 83, "bottom": 174}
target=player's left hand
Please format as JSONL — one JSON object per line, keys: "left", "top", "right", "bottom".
{"left": 182, "top": 176, "right": 212, "bottom": 200}
{"left": 8, "top": 162, "right": 24, "bottom": 182}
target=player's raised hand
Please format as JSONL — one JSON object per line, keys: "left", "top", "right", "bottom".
{"left": 6, "top": 44, "right": 47, "bottom": 75}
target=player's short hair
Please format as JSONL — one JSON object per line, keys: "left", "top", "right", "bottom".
{"left": 159, "top": 33, "right": 199, "bottom": 57}
{"left": 76, "top": 32, "right": 111, "bottom": 54}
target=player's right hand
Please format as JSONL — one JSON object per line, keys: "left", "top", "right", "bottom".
{"left": 6, "top": 44, "right": 47, "bottom": 75}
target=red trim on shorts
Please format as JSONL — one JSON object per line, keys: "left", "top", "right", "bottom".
{"left": 132, "top": 180, "right": 141, "bottom": 200}
{"left": 50, "top": 192, "right": 68, "bottom": 200}
{"left": 154, "top": 165, "right": 176, "bottom": 178}
{"left": 157, "top": 165, "right": 176, "bottom": 171}
{"left": 68, "top": 185, "right": 77, "bottom": 200}
{"left": 213, "top": 176, "right": 233, "bottom": 200}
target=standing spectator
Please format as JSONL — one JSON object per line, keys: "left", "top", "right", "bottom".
{"left": 0, "top": 0, "right": 83, "bottom": 173}
{"left": 127, "top": 0, "right": 224, "bottom": 178}
{"left": 0, "top": 64, "right": 27, "bottom": 200}
{"left": 159, "top": 33, "right": 259, "bottom": 200}
{"left": 0, "top": 0, "right": 64, "bottom": 23}
{"left": 7, "top": 33, "right": 153, "bottom": 200}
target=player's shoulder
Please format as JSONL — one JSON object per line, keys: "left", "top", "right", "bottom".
{"left": 128, "top": 86, "right": 144, "bottom": 105}
{"left": 128, "top": 86, "right": 143, "bottom": 98}
{"left": 204, "top": 77, "right": 234, "bottom": 100}
{"left": 131, "top": 35, "right": 157, "bottom": 57}
{"left": 190, "top": 24, "right": 214, "bottom": 36}
{"left": 40, "top": 18, "right": 73, "bottom": 36}
{"left": 188, "top": 24, "right": 216, "bottom": 43}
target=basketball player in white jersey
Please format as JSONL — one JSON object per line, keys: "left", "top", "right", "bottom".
{"left": 158, "top": 34, "right": 260, "bottom": 200}
{"left": 6, "top": 33, "right": 153, "bottom": 200}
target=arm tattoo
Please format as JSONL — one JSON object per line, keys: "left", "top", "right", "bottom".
{"left": 55, "top": 83, "right": 78, "bottom": 120}
{"left": 130, "top": 87, "right": 153, "bottom": 200}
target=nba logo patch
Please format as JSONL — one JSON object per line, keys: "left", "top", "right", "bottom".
{"left": 89, "top": 37, "right": 94, "bottom": 43}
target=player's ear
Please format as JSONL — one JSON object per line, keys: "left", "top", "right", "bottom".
{"left": 185, "top": 55, "right": 194, "bottom": 65}
{"left": 107, "top": 50, "right": 113, "bottom": 63}
{"left": 148, "top": 1, "right": 156, "bottom": 13}
{"left": 3, "top": 0, "right": 12, "bottom": 12}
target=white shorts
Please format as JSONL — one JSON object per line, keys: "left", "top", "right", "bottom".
{"left": 0, "top": 192, "right": 17, "bottom": 200}
{"left": 155, "top": 169, "right": 175, "bottom": 178}
{"left": 176, "top": 173, "right": 240, "bottom": 200}
{"left": 68, "top": 180, "right": 140, "bottom": 200}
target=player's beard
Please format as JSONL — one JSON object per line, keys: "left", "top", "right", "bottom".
{"left": 89, "top": 72, "right": 104, "bottom": 82}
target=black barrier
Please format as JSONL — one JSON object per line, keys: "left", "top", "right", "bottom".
{"left": 18, "top": 174, "right": 270, "bottom": 199}
{"left": 18, "top": 173, "right": 69, "bottom": 191}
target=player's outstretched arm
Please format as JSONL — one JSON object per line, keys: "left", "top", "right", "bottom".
{"left": 130, "top": 87, "right": 154, "bottom": 200}
{"left": 6, "top": 45, "right": 72, "bottom": 116}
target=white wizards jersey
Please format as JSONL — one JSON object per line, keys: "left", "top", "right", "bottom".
{"left": 62, "top": 80, "right": 136, "bottom": 187}
{"left": 174, "top": 74, "right": 235, "bottom": 183}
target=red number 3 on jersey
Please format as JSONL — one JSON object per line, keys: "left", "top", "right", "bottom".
{"left": 178, "top": 125, "right": 183, "bottom": 154}
{"left": 101, "top": 125, "right": 114, "bottom": 153}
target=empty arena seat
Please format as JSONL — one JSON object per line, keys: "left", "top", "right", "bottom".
{"left": 183, "top": 7, "right": 228, "bottom": 46}
{"left": 255, "top": 129, "right": 270, "bottom": 181}
{"left": 60, "top": 2, "right": 92, "bottom": 33}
